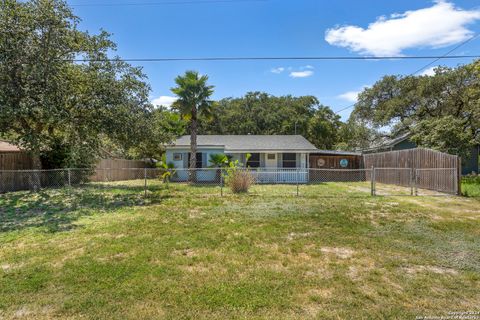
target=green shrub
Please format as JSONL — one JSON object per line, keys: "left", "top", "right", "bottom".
{"left": 462, "top": 174, "right": 480, "bottom": 197}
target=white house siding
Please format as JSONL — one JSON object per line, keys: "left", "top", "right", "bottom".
{"left": 166, "top": 147, "right": 224, "bottom": 182}
{"left": 166, "top": 149, "right": 309, "bottom": 183}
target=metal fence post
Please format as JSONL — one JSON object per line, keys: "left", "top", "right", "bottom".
{"left": 371, "top": 166, "right": 376, "bottom": 196}
{"left": 68, "top": 168, "right": 71, "bottom": 187}
{"left": 296, "top": 168, "right": 299, "bottom": 196}
{"left": 414, "top": 169, "right": 418, "bottom": 196}
{"left": 144, "top": 167, "right": 147, "bottom": 199}
{"left": 220, "top": 169, "right": 223, "bottom": 197}
{"left": 410, "top": 168, "right": 414, "bottom": 196}
{"left": 456, "top": 156, "right": 462, "bottom": 196}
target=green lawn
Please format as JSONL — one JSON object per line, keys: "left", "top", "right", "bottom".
{"left": 462, "top": 176, "right": 480, "bottom": 197}
{"left": 1, "top": 181, "right": 479, "bottom": 319}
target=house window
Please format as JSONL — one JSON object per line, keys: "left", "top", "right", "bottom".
{"left": 282, "top": 153, "right": 296, "bottom": 168}
{"left": 187, "top": 152, "right": 203, "bottom": 168}
{"left": 267, "top": 153, "right": 276, "bottom": 160}
{"left": 246, "top": 153, "right": 260, "bottom": 168}
{"left": 173, "top": 153, "right": 182, "bottom": 161}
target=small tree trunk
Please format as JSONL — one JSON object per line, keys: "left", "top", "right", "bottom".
{"left": 30, "top": 150, "right": 42, "bottom": 191}
{"left": 189, "top": 109, "right": 198, "bottom": 183}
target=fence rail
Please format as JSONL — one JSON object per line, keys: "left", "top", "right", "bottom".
{"left": 0, "top": 167, "right": 459, "bottom": 196}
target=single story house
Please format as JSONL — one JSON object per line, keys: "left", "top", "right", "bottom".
{"left": 165, "top": 135, "right": 318, "bottom": 183}
{"left": 362, "top": 133, "right": 479, "bottom": 175}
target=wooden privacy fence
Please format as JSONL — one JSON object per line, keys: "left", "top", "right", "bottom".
{"left": 0, "top": 158, "right": 150, "bottom": 193}
{"left": 0, "top": 152, "right": 36, "bottom": 193}
{"left": 90, "top": 159, "right": 150, "bottom": 182}
{"left": 0, "top": 152, "right": 35, "bottom": 170}
{"left": 363, "top": 148, "right": 461, "bottom": 194}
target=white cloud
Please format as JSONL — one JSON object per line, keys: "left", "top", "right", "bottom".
{"left": 151, "top": 95, "right": 177, "bottom": 108}
{"left": 289, "top": 66, "right": 315, "bottom": 78}
{"left": 338, "top": 90, "right": 362, "bottom": 103}
{"left": 338, "top": 85, "right": 370, "bottom": 103}
{"left": 289, "top": 70, "right": 314, "bottom": 78}
{"left": 419, "top": 66, "right": 437, "bottom": 76}
{"left": 271, "top": 67, "right": 285, "bottom": 74}
{"left": 325, "top": 1, "right": 480, "bottom": 56}
{"left": 272, "top": 65, "right": 315, "bottom": 77}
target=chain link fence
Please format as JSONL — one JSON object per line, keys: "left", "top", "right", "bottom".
{"left": 373, "top": 168, "right": 414, "bottom": 196}
{"left": 414, "top": 168, "right": 459, "bottom": 196}
{"left": 0, "top": 167, "right": 459, "bottom": 199}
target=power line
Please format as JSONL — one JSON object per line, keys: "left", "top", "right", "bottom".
{"left": 333, "top": 35, "right": 480, "bottom": 115}
{"left": 410, "top": 33, "right": 480, "bottom": 75}
{"left": 69, "top": 0, "right": 267, "bottom": 7}
{"left": 71, "top": 55, "right": 480, "bottom": 62}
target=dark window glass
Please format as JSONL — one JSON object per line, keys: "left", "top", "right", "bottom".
{"left": 247, "top": 153, "right": 260, "bottom": 168}
{"left": 282, "top": 153, "right": 296, "bottom": 168}
{"left": 188, "top": 153, "right": 203, "bottom": 168}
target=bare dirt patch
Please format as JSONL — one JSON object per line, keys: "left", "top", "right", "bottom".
{"left": 402, "top": 265, "right": 458, "bottom": 276}
{"left": 180, "top": 264, "right": 210, "bottom": 273}
{"left": 51, "top": 247, "right": 85, "bottom": 268}
{"left": 286, "top": 232, "right": 313, "bottom": 241}
{"left": 172, "top": 248, "right": 199, "bottom": 258}
{"left": 320, "top": 247, "right": 355, "bottom": 259}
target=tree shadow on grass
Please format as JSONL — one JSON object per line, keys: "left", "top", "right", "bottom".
{"left": 0, "top": 184, "right": 172, "bottom": 233}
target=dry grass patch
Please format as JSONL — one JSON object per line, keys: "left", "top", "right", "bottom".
{"left": 402, "top": 265, "right": 459, "bottom": 276}
{"left": 320, "top": 247, "right": 355, "bottom": 259}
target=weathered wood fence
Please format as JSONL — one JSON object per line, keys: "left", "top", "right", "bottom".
{"left": 0, "top": 152, "right": 35, "bottom": 170}
{"left": 0, "top": 152, "right": 36, "bottom": 193}
{"left": 90, "top": 159, "right": 151, "bottom": 182}
{"left": 363, "top": 148, "right": 461, "bottom": 194}
{"left": 0, "top": 158, "right": 150, "bottom": 193}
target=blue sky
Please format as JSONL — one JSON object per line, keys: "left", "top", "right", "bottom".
{"left": 70, "top": 0, "right": 480, "bottom": 120}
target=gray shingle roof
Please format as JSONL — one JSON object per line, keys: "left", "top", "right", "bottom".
{"left": 360, "top": 133, "right": 411, "bottom": 152}
{"left": 170, "top": 135, "right": 318, "bottom": 152}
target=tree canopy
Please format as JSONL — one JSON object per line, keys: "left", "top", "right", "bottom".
{"left": 198, "top": 92, "right": 343, "bottom": 150}
{"left": 0, "top": 0, "right": 153, "bottom": 168}
{"left": 351, "top": 60, "right": 480, "bottom": 157}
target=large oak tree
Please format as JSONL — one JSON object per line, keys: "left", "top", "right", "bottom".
{"left": 0, "top": 0, "right": 152, "bottom": 168}
{"left": 352, "top": 61, "right": 480, "bottom": 157}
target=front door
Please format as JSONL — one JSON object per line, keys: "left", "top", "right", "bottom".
{"left": 265, "top": 153, "right": 277, "bottom": 168}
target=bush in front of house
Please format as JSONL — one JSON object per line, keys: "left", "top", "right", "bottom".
{"left": 225, "top": 169, "right": 255, "bottom": 193}
{"left": 223, "top": 154, "right": 255, "bottom": 193}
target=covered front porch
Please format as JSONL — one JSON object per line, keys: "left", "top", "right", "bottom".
{"left": 168, "top": 151, "right": 310, "bottom": 183}
{"left": 227, "top": 152, "right": 309, "bottom": 183}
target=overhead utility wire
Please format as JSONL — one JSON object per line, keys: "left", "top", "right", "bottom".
{"left": 410, "top": 33, "right": 480, "bottom": 75}
{"left": 69, "top": 0, "right": 267, "bottom": 7}
{"left": 71, "top": 55, "right": 480, "bottom": 62}
{"left": 333, "top": 34, "right": 480, "bottom": 115}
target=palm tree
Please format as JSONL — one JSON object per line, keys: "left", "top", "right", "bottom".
{"left": 208, "top": 153, "right": 229, "bottom": 168}
{"left": 171, "top": 71, "right": 214, "bottom": 182}
{"left": 209, "top": 153, "right": 229, "bottom": 183}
